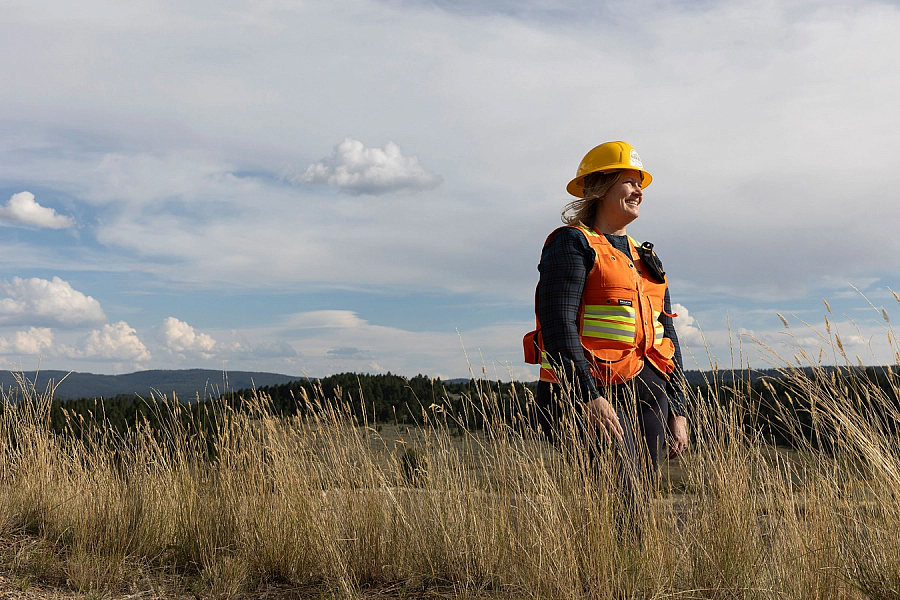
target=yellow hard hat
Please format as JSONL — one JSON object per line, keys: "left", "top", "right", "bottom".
{"left": 566, "top": 141, "right": 653, "bottom": 197}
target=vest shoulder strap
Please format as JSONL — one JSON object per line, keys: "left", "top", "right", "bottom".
{"left": 543, "top": 224, "right": 599, "bottom": 248}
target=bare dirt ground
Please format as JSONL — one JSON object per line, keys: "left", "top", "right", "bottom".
{"left": 0, "top": 572, "right": 80, "bottom": 600}
{"left": 0, "top": 572, "right": 519, "bottom": 600}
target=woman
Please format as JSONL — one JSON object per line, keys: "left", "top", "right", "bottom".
{"left": 524, "top": 141, "right": 688, "bottom": 484}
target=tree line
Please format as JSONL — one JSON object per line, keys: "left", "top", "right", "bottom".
{"left": 4, "top": 368, "right": 899, "bottom": 448}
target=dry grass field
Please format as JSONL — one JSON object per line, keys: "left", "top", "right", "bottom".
{"left": 1, "top": 313, "right": 899, "bottom": 599}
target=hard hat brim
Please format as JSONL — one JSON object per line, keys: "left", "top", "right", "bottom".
{"left": 566, "top": 168, "right": 653, "bottom": 198}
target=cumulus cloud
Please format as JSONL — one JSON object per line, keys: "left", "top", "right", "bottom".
{"left": 672, "top": 303, "right": 705, "bottom": 347}
{"left": 0, "top": 277, "right": 106, "bottom": 328}
{"left": 160, "top": 317, "right": 216, "bottom": 358}
{"left": 0, "top": 327, "right": 54, "bottom": 355}
{"left": 78, "top": 321, "right": 151, "bottom": 361}
{"left": 296, "top": 138, "right": 442, "bottom": 195}
{"left": 0, "top": 192, "right": 74, "bottom": 229}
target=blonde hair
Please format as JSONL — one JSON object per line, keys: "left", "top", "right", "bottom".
{"left": 561, "top": 170, "right": 623, "bottom": 228}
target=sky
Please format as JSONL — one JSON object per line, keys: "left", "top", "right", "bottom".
{"left": 1, "top": 0, "right": 899, "bottom": 380}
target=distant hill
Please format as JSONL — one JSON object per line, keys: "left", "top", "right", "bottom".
{"left": 0, "top": 369, "right": 303, "bottom": 401}
{"left": 0, "top": 365, "right": 872, "bottom": 403}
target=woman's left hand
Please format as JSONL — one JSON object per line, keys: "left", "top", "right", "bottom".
{"left": 667, "top": 414, "right": 688, "bottom": 458}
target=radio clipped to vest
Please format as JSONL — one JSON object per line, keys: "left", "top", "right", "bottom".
{"left": 637, "top": 241, "right": 666, "bottom": 283}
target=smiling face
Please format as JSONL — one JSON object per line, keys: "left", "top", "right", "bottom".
{"left": 595, "top": 169, "right": 643, "bottom": 234}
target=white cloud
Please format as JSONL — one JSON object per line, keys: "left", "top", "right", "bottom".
{"left": 154, "top": 321, "right": 298, "bottom": 362}
{"left": 327, "top": 346, "right": 373, "bottom": 360}
{"left": 672, "top": 303, "right": 705, "bottom": 348}
{"left": 0, "top": 192, "right": 74, "bottom": 229}
{"left": 216, "top": 334, "right": 298, "bottom": 360}
{"left": 296, "top": 138, "right": 442, "bottom": 195}
{"left": 0, "top": 277, "right": 106, "bottom": 328}
{"left": 0, "top": 327, "right": 54, "bottom": 355}
{"left": 90, "top": 152, "right": 256, "bottom": 207}
{"left": 77, "top": 321, "right": 151, "bottom": 362}
{"left": 160, "top": 316, "right": 216, "bottom": 358}
{"left": 275, "top": 309, "right": 536, "bottom": 380}
{"left": 249, "top": 340, "right": 297, "bottom": 358}
{"left": 732, "top": 315, "right": 897, "bottom": 371}
{"left": 287, "top": 310, "right": 368, "bottom": 329}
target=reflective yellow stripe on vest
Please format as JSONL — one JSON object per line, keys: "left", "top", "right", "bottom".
{"left": 579, "top": 227, "right": 639, "bottom": 252}
{"left": 540, "top": 350, "right": 553, "bottom": 371}
{"left": 583, "top": 304, "right": 636, "bottom": 342}
{"left": 653, "top": 310, "right": 664, "bottom": 343}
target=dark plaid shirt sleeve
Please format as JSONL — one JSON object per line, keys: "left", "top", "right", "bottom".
{"left": 537, "top": 228, "right": 601, "bottom": 402}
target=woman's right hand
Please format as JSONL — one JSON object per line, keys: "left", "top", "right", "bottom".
{"left": 584, "top": 396, "right": 624, "bottom": 442}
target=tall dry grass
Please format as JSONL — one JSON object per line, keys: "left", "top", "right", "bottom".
{"left": 0, "top": 310, "right": 899, "bottom": 598}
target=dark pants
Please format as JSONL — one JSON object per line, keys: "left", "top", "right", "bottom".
{"left": 536, "top": 363, "right": 670, "bottom": 500}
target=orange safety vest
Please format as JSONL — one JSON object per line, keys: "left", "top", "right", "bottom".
{"left": 523, "top": 225, "right": 676, "bottom": 386}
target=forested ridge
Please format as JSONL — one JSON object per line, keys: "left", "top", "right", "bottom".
{"left": 5, "top": 368, "right": 899, "bottom": 448}
{"left": 34, "top": 373, "right": 534, "bottom": 439}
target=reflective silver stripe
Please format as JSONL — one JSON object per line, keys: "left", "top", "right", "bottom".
{"left": 582, "top": 317, "right": 635, "bottom": 332}
{"left": 584, "top": 318, "right": 633, "bottom": 332}
{"left": 583, "top": 324, "right": 635, "bottom": 342}
{"left": 584, "top": 314, "right": 637, "bottom": 324}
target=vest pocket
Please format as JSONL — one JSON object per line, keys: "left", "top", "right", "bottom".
{"left": 586, "top": 348, "right": 639, "bottom": 384}
{"left": 585, "top": 346, "right": 634, "bottom": 365}
{"left": 647, "top": 338, "right": 675, "bottom": 362}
